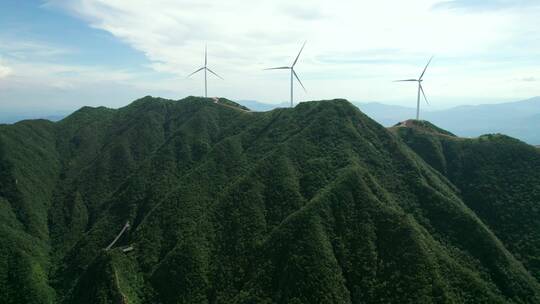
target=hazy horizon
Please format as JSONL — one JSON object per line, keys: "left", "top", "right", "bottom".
{"left": 1, "top": 95, "right": 538, "bottom": 116}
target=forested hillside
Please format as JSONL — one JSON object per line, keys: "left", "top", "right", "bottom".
{"left": 1, "top": 96, "right": 539, "bottom": 303}
{"left": 393, "top": 120, "right": 540, "bottom": 282}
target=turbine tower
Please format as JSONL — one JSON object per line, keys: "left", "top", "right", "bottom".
{"left": 265, "top": 41, "right": 307, "bottom": 108}
{"left": 394, "top": 56, "right": 434, "bottom": 120}
{"left": 187, "top": 45, "right": 223, "bottom": 98}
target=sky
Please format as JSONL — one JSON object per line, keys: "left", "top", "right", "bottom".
{"left": 0, "top": 0, "right": 539, "bottom": 113}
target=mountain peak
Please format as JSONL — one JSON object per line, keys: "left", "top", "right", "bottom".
{"left": 392, "top": 119, "right": 456, "bottom": 137}
{"left": 124, "top": 95, "right": 251, "bottom": 111}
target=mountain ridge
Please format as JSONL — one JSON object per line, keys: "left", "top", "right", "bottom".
{"left": 3, "top": 97, "right": 539, "bottom": 144}
{"left": 359, "top": 97, "right": 540, "bottom": 145}
{"left": 235, "top": 97, "right": 540, "bottom": 145}
{"left": 1, "top": 96, "right": 540, "bottom": 303}
{"left": 393, "top": 122, "right": 540, "bottom": 282}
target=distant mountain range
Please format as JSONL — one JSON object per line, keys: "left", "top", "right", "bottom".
{"left": 2, "top": 97, "right": 539, "bottom": 145}
{"left": 237, "top": 97, "right": 540, "bottom": 145}
{"left": 236, "top": 100, "right": 290, "bottom": 111}
{"left": 0, "top": 113, "right": 67, "bottom": 124}
{"left": 357, "top": 97, "right": 540, "bottom": 145}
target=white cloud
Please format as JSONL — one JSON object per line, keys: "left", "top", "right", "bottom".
{"left": 18, "top": 0, "right": 540, "bottom": 105}
{"left": 4, "top": 59, "right": 186, "bottom": 96}
{"left": 433, "top": 0, "right": 540, "bottom": 12}
{"left": 0, "top": 59, "right": 12, "bottom": 78}
{"left": 0, "top": 55, "right": 185, "bottom": 111}
{"left": 0, "top": 38, "right": 73, "bottom": 60}
{"left": 48, "top": 0, "right": 512, "bottom": 65}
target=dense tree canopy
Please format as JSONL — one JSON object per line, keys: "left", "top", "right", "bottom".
{"left": 1, "top": 96, "right": 539, "bottom": 303}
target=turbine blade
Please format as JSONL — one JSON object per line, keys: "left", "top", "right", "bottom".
{"left": 292, "top": 41, "right": 307, "bottom": 67}
{"left": 264, "top": 66, "right": 290, "bottom": 70}
{"left": 420, "top": 84, "right": 429, "bottom": 105}
{"left": 205, "top": 45, "right": 207, "bottom": 66}
{"left": 206, "top": 67, "right": 224, "bottom": 80}
{"left": 187, "top": 67, "right": 205, "bottom": 78}
{"left": 393, "top": 79, "right": 418, "bottom": 82}
{"left": 419, "top": 56, "right": 434, "bottom": 80}
{"left": 293, "top": 70, "right": 306, "bottom": 92}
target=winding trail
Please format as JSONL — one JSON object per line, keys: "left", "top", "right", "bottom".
{"left": 114, "top": 268, "right": 128, "bottom": 304}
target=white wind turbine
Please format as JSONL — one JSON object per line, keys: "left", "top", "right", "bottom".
{"left": 187, "top": 45, "right": 223, "bottom": 98}
{"left": 394, "top": 56, "right": 434, "bottom": 120}
{"left": 265, "top": 41, "right": 307, "bottom": 108}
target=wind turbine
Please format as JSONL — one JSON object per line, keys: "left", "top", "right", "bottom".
{"left": 394, "top": 56, "right": 434, "bottom": 120}
{"left": 187, "top": 45, "right": 223, "bottom": 98}
{"left": 265, "top": 41, "right": 307, "bottom": 108}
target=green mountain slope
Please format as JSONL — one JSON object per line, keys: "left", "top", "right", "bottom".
{"left": 1, "top": 97, "right": 540, "bottom": 303}
{"left": 393, "top": 120, "right": 540, "bottom": 282}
